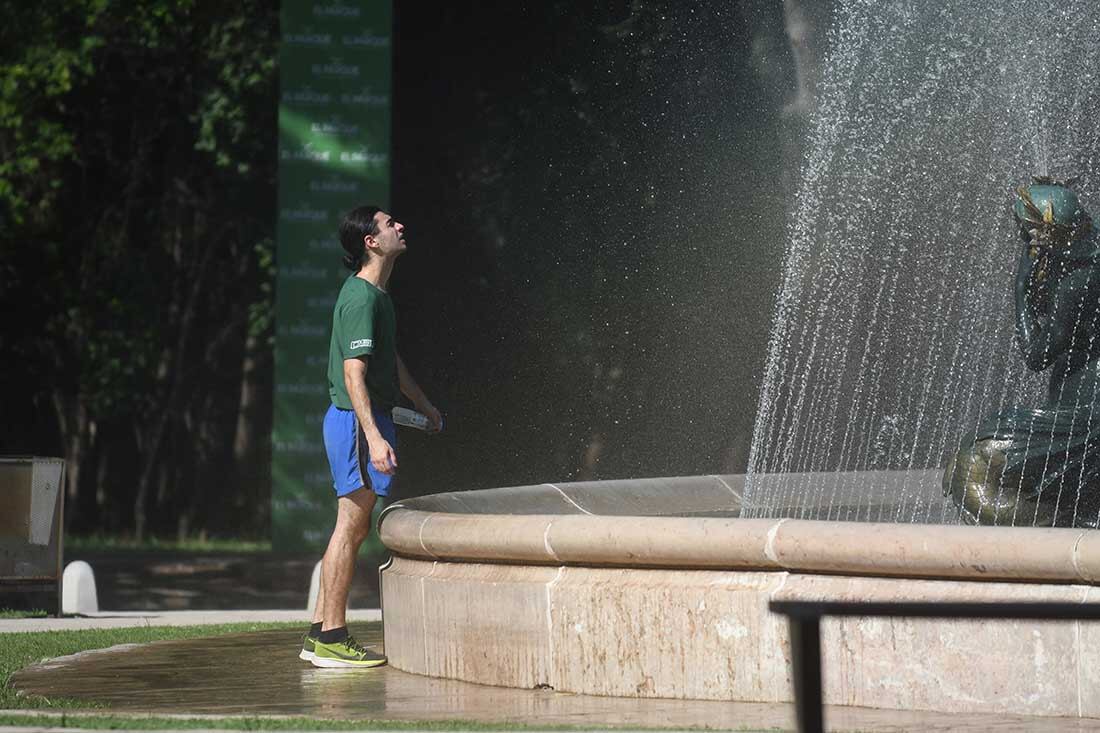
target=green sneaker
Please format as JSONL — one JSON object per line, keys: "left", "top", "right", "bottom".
{"left": 312, "top": 635, "right": 387, "bottom": 668}
{"left": 299, "top": 632, "right": 317, "bottom": 662}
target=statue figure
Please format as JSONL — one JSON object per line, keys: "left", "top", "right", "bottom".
{"left": 944, "top": 177, "right": 1100, "bottom": 527}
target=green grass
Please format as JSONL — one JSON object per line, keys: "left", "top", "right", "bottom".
{"left": 65, "top": 523, "right": 387, "bottom": 557}
{"left": 0, "top": 622, "right": 304, "bottom": 710}
{"left": 0, "top": 609, "right": 48, "bottom": 619}
{"left": 65, "top": 535, "right": 274, "bottom": 554}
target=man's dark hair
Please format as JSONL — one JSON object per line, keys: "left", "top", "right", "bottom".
{"left": 339, "top": 205, "right": 382, "bottom": 271}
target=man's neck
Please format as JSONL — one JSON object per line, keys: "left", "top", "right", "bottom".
{"left": 356, "top": 257, "right": 393, "bottom": 291}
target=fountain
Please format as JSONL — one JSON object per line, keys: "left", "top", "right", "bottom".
{"left": 378, "top": 1, "right": 1100, "bottom": 720}
{"left": 744, "top": 0, "right": 1100, "bottom": 524}
{"left": 946, "top": 181, "right": 1100, "bottom": 527}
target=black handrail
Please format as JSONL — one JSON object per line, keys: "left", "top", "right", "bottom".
{"left": 768, "top": 600, "right": 1100, "bottom": 733}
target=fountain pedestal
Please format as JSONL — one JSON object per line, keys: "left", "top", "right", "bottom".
{"left": 379, "top": 475, "right": 1100, "bottom": 719}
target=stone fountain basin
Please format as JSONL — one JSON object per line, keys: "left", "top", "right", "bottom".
{"left": 378, "top": 473, "right": 1100, "bottom": 719}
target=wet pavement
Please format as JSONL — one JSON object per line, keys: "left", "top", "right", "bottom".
{"left": 9, "top": 625, "right": 1100, "bottom": 731}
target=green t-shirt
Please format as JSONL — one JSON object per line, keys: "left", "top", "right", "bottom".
{"left": 327, "top": 276, "right": 399, "bottom": 411}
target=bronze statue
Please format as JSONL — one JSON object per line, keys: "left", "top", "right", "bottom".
{"left": 944, "top": 177, "right": 1100, "bottom": 527}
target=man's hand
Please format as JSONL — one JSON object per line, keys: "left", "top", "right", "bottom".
{"left": 418, "top": 401, "right": 443, "bottom": 433}
{"left": 367, "top": 434, "right": 398, "bottom": 475}
{"left": 397, "top": 354, "right": 442, "bottom": 432}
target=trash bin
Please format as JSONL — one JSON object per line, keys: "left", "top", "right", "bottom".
{"left": 0, "top": 457, "right": 65, "bottom": 615}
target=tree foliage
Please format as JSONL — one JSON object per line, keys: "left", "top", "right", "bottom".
{"left": 0, "top": 0, "right": 277, "bottom": 539}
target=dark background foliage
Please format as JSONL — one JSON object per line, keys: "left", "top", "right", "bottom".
{"left": 0, "top": 0, "right": 829, "bottom": 540}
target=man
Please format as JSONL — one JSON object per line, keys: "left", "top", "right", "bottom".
{"left": 301, "top": 205, "right": 442, "bottom": 668}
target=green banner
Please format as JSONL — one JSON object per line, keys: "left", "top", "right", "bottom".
{"left": 272, "top": 0, "right": 392, "bottom": 551}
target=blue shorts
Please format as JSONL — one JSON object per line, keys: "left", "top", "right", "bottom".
{"left": 322, "top": 404, "right": 397, "bottom": 497}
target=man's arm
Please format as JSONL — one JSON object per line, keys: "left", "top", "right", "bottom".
{"left": 344, "top": 356, "right": 397, "bottom": 474}
{"left": 396, "top": 353, "right": 442, "bottom": 432}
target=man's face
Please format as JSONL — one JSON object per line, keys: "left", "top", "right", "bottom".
{"left": 367, "top": 210, "right": 406, "bottom": 257}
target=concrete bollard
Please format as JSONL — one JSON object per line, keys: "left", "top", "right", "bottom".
{"left": 307, "top": 560, "right": 322, "bottom": 613}
{"left": 62, "top": 560, "right": 99, "bottom": 615}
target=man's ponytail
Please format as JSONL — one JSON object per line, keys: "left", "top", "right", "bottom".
{"left": 338, "top": 205, "right": 382, "bottom": 271}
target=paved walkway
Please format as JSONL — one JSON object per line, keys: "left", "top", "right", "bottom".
{"left": 0, "top": 727, "right": 715, "bottom": 733}
{"left": 0, "top": 610, "right": 380, "bottom": 633}
{"left": 62, "top": 551, "right": 380, "bottom": 611}
{"left": 9, "top": 625, "right": 1100, "bottom": 732}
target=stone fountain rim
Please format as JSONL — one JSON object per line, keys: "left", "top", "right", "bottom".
{"left": 379, "top": 473, "right": 1100, "bottom": 585}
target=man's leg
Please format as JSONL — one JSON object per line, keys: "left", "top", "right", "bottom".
{"left": 311, "top": 487, "right": 386, "bottom": 667}
{"left": 321, "top": 487, "right": 376, "bottom": 631}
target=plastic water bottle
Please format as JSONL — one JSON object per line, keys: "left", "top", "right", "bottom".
{"left": 391, "top": 406, "right": 441, "bottom": 432}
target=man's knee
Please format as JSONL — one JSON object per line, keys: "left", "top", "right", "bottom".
{"left": 348, "top": 513, "right": 372, "bottom": 544}
{"left": 333, "top": 508, "right": 373, "bottom": 545}
{"left": 325, "top": 488, "right": 376, "bottom": 549}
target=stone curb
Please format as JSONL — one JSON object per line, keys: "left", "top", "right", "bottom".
{"left": 382, "top": 507, "right": 1100, "bottom": 584}
{"left": 0, "top": 609, "right": 380, "bottom": 634}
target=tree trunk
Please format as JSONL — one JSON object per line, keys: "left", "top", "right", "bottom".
{"left": 51, "top": 391, "right": 90, "bottom": 531}
{"left": 232, "top": 329, "right": 263, "bottom": 526}
{"left": 233, "top": 331, "right": 259, "bottom": 461}
{"left": 133, "top": 205, "right": 215, "bottom": 541}
{"left": 132, "top": 415, "right": 166, "bottom": 542}
{"left": 782, "top": 0, "right": 826, "bottom": 118}
{"left": 177, "top": 511, "right": 190, "bottom": 543}
{"left": 779, "top": 0, "right": 832, "bottom": 193}
{"left": 577, "top": 432, "right": 605, "bottom": 481}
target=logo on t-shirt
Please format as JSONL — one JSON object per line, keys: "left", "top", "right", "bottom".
{"left": 350, "top": 338, "right": 373, "bottom": 350}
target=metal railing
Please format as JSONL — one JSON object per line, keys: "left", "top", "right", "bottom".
{"left": 769, "top": 599, "right": 1100, "bottom": 733}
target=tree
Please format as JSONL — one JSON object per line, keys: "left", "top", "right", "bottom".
{"left": 0, "top": 0, "right": 277, "bottom": 539}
